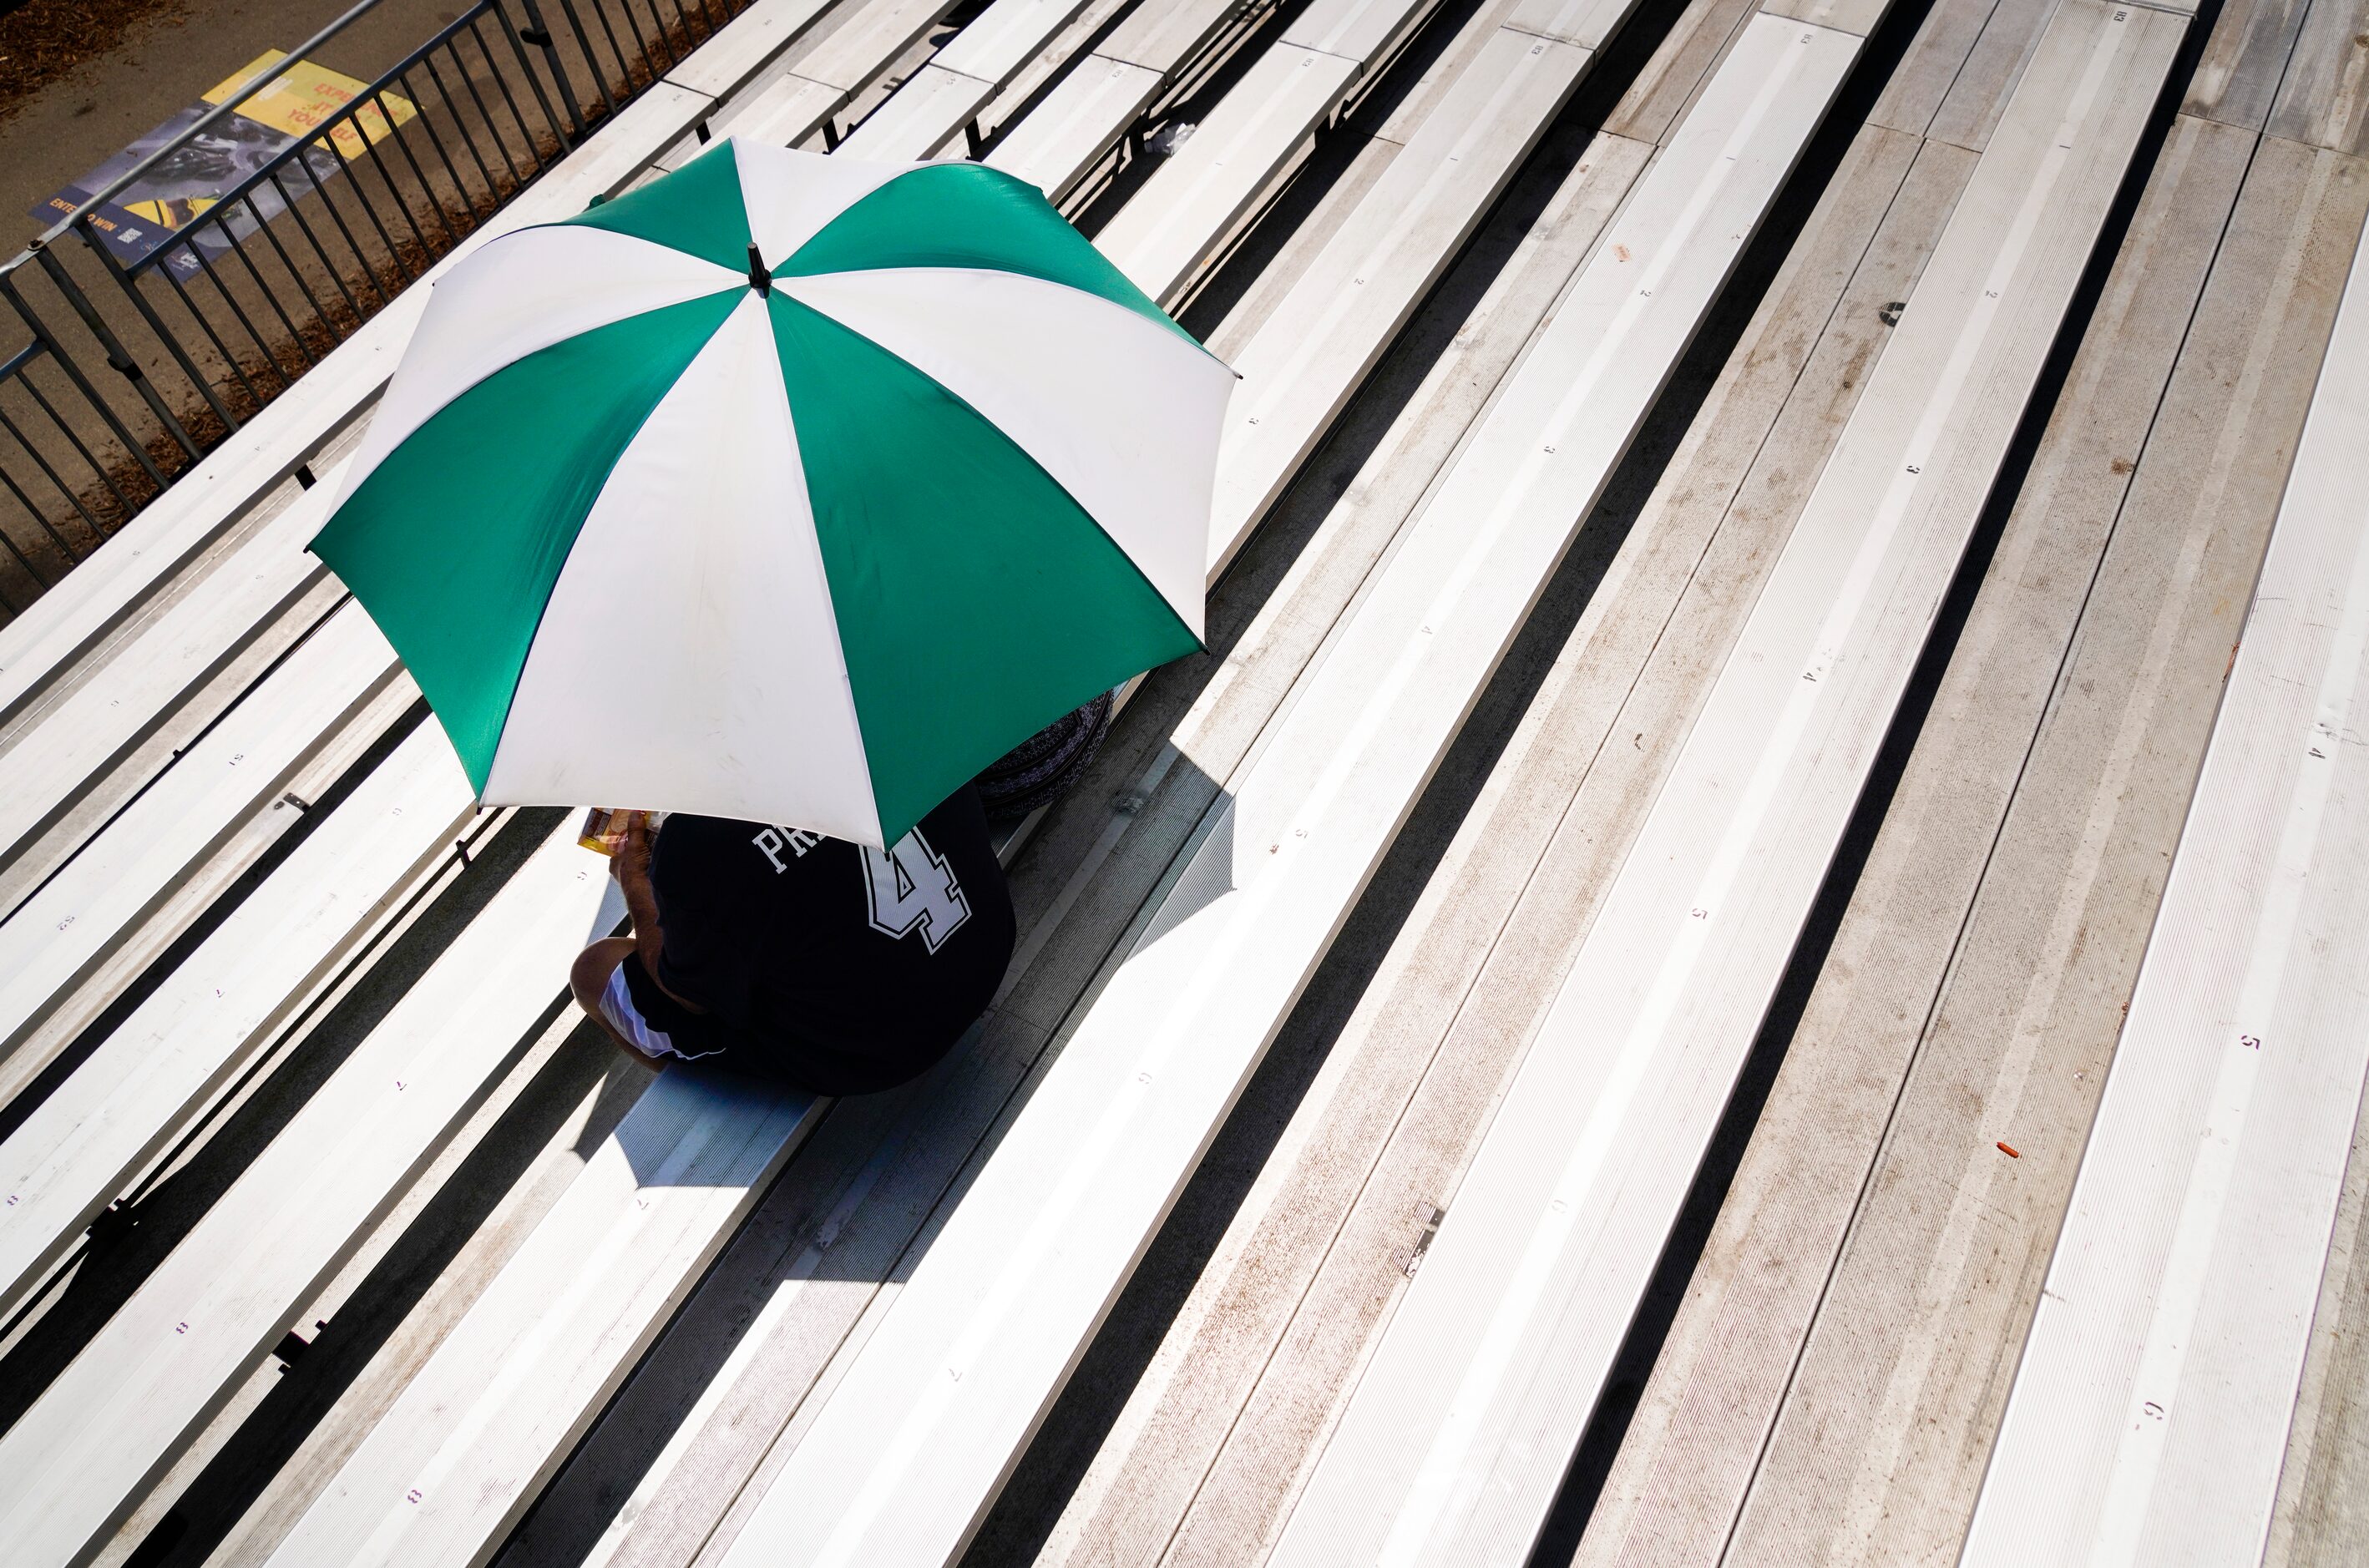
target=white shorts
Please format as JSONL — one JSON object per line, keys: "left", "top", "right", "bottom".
{"left": 598, "top": 963, "right": 722, "bottom": 1062}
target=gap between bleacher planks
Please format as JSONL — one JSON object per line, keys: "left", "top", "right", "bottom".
{"left": 1961, "top": 178, "right": 2369, "bottom": 1562}
{"left": 230, "top": 0, "right": 1648, "bottom": 1563}
{"left": 1265, "top": 4, "right": 2189, "bottom": 1560}
{"left": 1576, "top": 16, "right": 2369, "bottom": 1568}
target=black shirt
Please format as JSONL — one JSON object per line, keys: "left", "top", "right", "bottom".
{"left": 644, "top": 787, "right": 1015, "bottom": 1091}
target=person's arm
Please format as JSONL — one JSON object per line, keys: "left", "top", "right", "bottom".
{"left": 614, "top": 813, "right": 706, "bottom": 1013}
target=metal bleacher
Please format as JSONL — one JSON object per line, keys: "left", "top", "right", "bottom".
{"left": 1268, "top": 2, "right": 2184, "bottom": 1557}
{"left": 3, "top": 0, "right": 2369, "bottom": 1565}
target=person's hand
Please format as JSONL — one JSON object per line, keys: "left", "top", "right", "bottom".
{"left": 615, "top": 810, "right": 654, "bottom": 891}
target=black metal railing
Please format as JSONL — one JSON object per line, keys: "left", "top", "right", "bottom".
{"left": 0, "top": 0, "right": 754, "bottom": 623}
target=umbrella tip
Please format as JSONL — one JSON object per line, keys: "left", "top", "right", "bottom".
{"left": 747, "top": 243, "right": 772, "bottom": 297}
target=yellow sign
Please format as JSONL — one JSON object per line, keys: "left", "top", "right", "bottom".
{"left": 205, "top": 49, "right": 418, "bottom": 161}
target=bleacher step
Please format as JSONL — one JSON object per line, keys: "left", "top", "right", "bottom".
{"left": 707, "top": 15, "right": 1858, "bottom": 1564}
{"left": 1962, "top": 147, "right": 2369, "bottom": 1568}
{"left": 1265, "top": 4, "right": 2189, "bottom": 1560}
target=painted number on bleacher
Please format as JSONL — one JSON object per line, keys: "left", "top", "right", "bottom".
{"left": 862, "top": 828, "right": 971, "bottom": 953}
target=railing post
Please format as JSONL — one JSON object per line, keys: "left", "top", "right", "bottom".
{"left": 21, "top": 248, "right": 204, "bottom": 471}
{"left": 70, "top": 226, "right": 243, "bottom": 443}
{"left": 514, "top": 0, "right": 590, "bottom": 141}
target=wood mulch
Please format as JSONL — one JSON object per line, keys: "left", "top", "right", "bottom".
{"left": 0, "top": 0, "right": 191, "bottom": 121}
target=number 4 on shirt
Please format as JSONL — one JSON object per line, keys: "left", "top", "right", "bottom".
{"left": 863, "top": 827, "right": 970, "bottom": 953}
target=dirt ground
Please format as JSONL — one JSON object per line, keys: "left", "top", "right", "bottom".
{"left": 0, "top": 0, "right": 448, "bottom": 251}
{"left": 0, "top": 0, "right": 193, "bottom": 118}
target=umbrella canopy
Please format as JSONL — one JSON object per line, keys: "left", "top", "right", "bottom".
{"left": 312, "top": 139, "right": 1231, "bottom": 847}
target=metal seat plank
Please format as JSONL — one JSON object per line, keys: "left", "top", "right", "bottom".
{"left": 1263, "top": 6, "right": 2187, "bottom": 1563}
{"left": 802, "top": 0, "right": 975, "bottom": 91}
{"left": 1096, "top": 44, "right": 1364, "bottom": 300}
{"left": 1962, "top": 169, "right": 2369, "bottom": 1568}
{"left": 839, "top": 0, "right": 1109, "bottom": 163}
{"left": 1765, "top": 0, "right": 1891, "bottom": 37}
{"left": 665, "top": 0, "right": 848, "bottom": 99}
{"left": 0, "top": 601, "right": 402, "bottom": 1100}
{"left": 983, "top": 56, "right": 1167, "bottom": 195}
{"left": 1206, "top": 22, "right": 1593, "bottom": 572}
{"left": 1096, "top": 0, "right": 1250, "bottom": 72}
{"left": 934, "top": 0, "right": 1109, "bottom": 83}
{"left": 0, "top": 721, "right": 477, "bottom": 1313}
{"left": 840, "top": 63, "right": 1001, "bottom": 159}
{"left": 656, "top": 0, "right": 998, "bottom": 167}
{"left": 0, "top": 829, "right": 610, "bottom": 1568}
{"left": 656, "top": 73, "right": 848, "bottom": 170}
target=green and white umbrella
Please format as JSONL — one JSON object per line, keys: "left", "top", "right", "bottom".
{"left": 312, "top": 139, "right": 1231, "bottom": 847}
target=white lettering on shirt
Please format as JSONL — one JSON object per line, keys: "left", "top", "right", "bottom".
{"left": 861, "top": 827, "right": 970, "bottom": 953}
{"left": 752, "top": 825, "right": 825, "bottom": 873}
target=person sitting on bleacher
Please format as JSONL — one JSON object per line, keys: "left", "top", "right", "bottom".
{"left": 569, "top": 787, "right": 1015, "bottom": 1095}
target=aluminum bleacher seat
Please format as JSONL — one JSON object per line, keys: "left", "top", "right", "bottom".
{"left": 1962, "top": 175, "right": 2369, "bottom": 1567}
{"left": 1262, "top": 3, "right": 2194, "bottom": 1561}
{"left": 838, "top": 0, "right": 1105, "bottom": 159}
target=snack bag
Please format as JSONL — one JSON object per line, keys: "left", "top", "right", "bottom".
{"left": 579, "top": 807, "right": 634, "bottom": 857}
{"left": 579, "top": 808, "right": 666, "bottom": 856}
